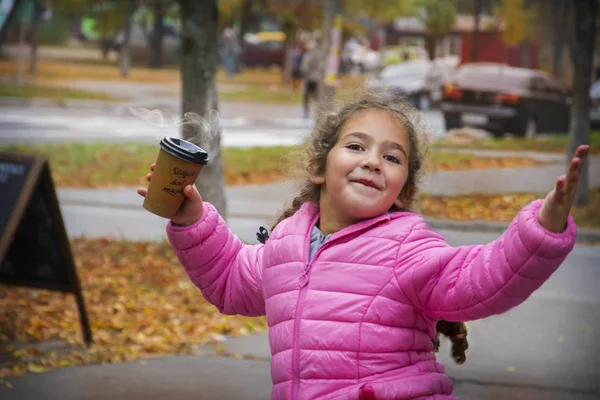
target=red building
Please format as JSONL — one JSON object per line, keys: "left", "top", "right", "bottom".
{"left": 459, "top": 31, "right": 539, "bottom": 69}
{"left": 385, "top": 15, "right": 539, "bottom": 70}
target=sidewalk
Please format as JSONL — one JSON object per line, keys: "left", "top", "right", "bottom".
{"left": 2, "top": 292, "right": 599, "bottom": 399}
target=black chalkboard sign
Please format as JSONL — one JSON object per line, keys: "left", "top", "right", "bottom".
{"left": 0, "top": 153, "right": 92, "bottom": 346}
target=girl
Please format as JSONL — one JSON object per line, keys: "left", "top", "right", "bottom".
{"left": 137, "top": 93, "right": 589, "bottom": 400}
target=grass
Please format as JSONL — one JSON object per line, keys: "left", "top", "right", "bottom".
{"left": 0, "top": 81, "right": 119, "bottom": 101}
{"left": 0, "top": 59, "right": 180, "bottom": 83}
{"left": 219, "top": 85, "right": 303, "bottom": 104}
{"left": 0, "top": 143, "right": 542, "bottom": 188}
{"left": 0, "top": 58, "right": 365, "bottom": 89}
{"left": 432, "top": 131, "right": 600, "bottom": 154}
{"left": 0, "top": 143, "right": 302, "bottom": 188}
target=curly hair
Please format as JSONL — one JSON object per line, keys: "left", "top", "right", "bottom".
{"left": 271, "top": 90, "right": 469, "bottom": 365}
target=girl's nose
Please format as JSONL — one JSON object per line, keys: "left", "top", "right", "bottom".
{"left": 361, "top": 153, "right": 381, "bottom": 172}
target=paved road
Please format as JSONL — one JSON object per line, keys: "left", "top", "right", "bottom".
{"left": 0, "top": 105, "right": 447, "bottom": 146}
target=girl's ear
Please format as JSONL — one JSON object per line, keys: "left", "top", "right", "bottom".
{"left": 310, "top": 173, "right": 325, "bottom": 185}
{"left": 393, "top": 197, "right": 404, "bottom": 209}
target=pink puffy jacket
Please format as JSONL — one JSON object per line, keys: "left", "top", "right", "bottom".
{"left": 166, "top": 199, "right": 576, "bottom": 400}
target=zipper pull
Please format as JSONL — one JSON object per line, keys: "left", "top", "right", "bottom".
{"left": 299, "top": 263, "right": 309, "bottom": 287}
{"left": 299, "top": 272, "right": 309, "bottom": 287}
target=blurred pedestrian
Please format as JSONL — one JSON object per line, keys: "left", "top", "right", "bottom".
{"left": 220, "top": 28, "right": 241, "bottom": 78}
{"left": 300, "top": 39, "right": 322, "bottom": 118}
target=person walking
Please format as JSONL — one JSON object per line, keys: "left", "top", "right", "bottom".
{"left": 300, "top": 39, "right": 322, "bottom": 118}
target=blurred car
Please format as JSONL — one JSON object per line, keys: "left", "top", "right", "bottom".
{"left": 441, "top": 63, "right": 570, "bottom": 138}
{"left": 591, "top": 79, "right": 600, "bottom": 128}
{"left": 241, "top": 31, "right": 285, "bottom": 69}
{"left": 365, "top": 60, "right": 446, "bottom": 110}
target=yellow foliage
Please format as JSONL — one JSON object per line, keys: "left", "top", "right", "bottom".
{"left": 495, "top": 0, "right": 537, "bottom": 45}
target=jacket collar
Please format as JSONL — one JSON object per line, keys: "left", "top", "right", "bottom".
{"left": 297, "top": 202, "right": 413, "bottom": 240}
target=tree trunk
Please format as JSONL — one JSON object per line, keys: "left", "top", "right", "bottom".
{"left": 28, "top": 0, "right": 41, "bottom": 74}
{"left": 101, "top": 38, "right": 112, "bottom": 60}
{"left": 426, "top": 35, "right": 436, "bottom": 61}
{"left": 177, "top": 0, "right": 227, "bottom": 217}
{"left": 568, "top": 0, "right": 597, "bottom": 206}
{"left": 150, "top": 0, "right": 165, "bottom": 69}
{"left": 551, "top": 0, "right": 568, "bottom": 79}
{"left": 120, "top": 0, "right": 135, "bottom": 78}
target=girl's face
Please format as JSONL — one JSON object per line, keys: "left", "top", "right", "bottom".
{"left": 313, "top": 108, "right": 410, "bottom": 224}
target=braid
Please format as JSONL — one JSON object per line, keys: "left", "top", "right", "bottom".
{"left": 433, "top": 320, "right": 469, "bottom": 364}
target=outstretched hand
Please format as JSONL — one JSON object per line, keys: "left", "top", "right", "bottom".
{"left": 538, "top": 145, "right": 590, "bottom": 233}
{"left": 137, "top": 163, "right": 204, "bottom": 226}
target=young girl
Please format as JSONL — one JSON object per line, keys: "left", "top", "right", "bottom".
{"left": 138, "top": 93, "right": 589, "bottom": 400}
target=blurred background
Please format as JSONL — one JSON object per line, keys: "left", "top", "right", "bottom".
{"left": 0, "top": 1, "right": 599, "bottom": 399}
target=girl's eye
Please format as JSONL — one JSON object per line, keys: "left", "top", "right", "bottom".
{"left": 347, "top": 143, "right": 364, "bottom": 151}
{"left": 384, "top": 155, "right": 401, "bottom": 164}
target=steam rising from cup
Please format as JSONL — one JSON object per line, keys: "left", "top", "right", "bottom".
{"left": 128, "top": 107, "right": 220, "bottom": 154}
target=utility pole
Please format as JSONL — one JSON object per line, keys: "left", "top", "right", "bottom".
{"left": 120, "top": 0, "right": 135, "bottom": 78}
{"left": 317, "top": 0, "right": 343, "bottom": 117}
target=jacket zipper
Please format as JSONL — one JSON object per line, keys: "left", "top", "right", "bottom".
{"left": 291, "top": 216, "right": 317, "bottom": 400}
{"left": 290, "top": 216, "right": 391, "bottom": 400}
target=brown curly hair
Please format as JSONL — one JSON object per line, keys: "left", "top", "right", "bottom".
{"left": 271, "top": 90, "right": 468, "bottom": 364}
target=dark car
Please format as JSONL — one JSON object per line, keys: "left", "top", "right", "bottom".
{"left": 365, "top": 60, "right": 447, "bottom": 111}
{"left": 441, "top": 63, "right": 570, "bottom": 138}
{"left": 241, "top": 32, "right": 285, "bottom": 69}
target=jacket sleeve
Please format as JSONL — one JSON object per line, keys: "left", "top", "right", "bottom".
{"left": 398, "top": 200, "right": 576, "bottom": 322}
{"left": 166, "top": 202, "right": 266, "bottom": 317}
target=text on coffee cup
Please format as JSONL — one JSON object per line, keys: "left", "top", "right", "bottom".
{"left": 170, "top": 167, "right": 195, "bottom": 178}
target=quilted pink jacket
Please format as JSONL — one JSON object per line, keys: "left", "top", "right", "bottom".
{"left": 166, "top": 199, "right": 576, "bottom": 400}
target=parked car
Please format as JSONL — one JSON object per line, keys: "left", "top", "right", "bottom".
{"left": 365, "top": 60, "right": 447, "bottom": 110}
{"left": 241, "top": 31, "right": 285, "bottom": 69}
{"left": 441, "top": 63, "right": 570, "bottom": 138}
{"left": 591, "top": 79, "right": 600, "bottom": 128}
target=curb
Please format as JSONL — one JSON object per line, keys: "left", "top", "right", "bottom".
{"left": 424, "top": 217, "right": 600, "bottom": 244}
{"left": 0, "top": 96, "right": 120, "bottom": 110}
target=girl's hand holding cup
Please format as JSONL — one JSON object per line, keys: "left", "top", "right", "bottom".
{"left": 137, "top": 163, "right": 205, "bottom": 226}
{"left": 138, "top": 137, "right": 208, "bottom": 225}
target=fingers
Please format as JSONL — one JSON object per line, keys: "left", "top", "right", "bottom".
{"left": 137, "top": 188, "right": 147, "bottom": 197}
{"left": 183, "top": 185, "right": 203, "bottom": 204}
{"left": 574, "top": 145, "right": 590, "bottom": 160}
{"left": 144, "top": 163, "right": 156, "bottom": 182}
{"left": 554, "top": 175, "right": 566, "bottom": 198}
{"left": 564, "top": 157, "right": 582, "bottom": 194}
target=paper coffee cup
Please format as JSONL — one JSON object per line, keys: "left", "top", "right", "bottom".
{"left": 143, "top": 137, "right": 209, "bottom": 219}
